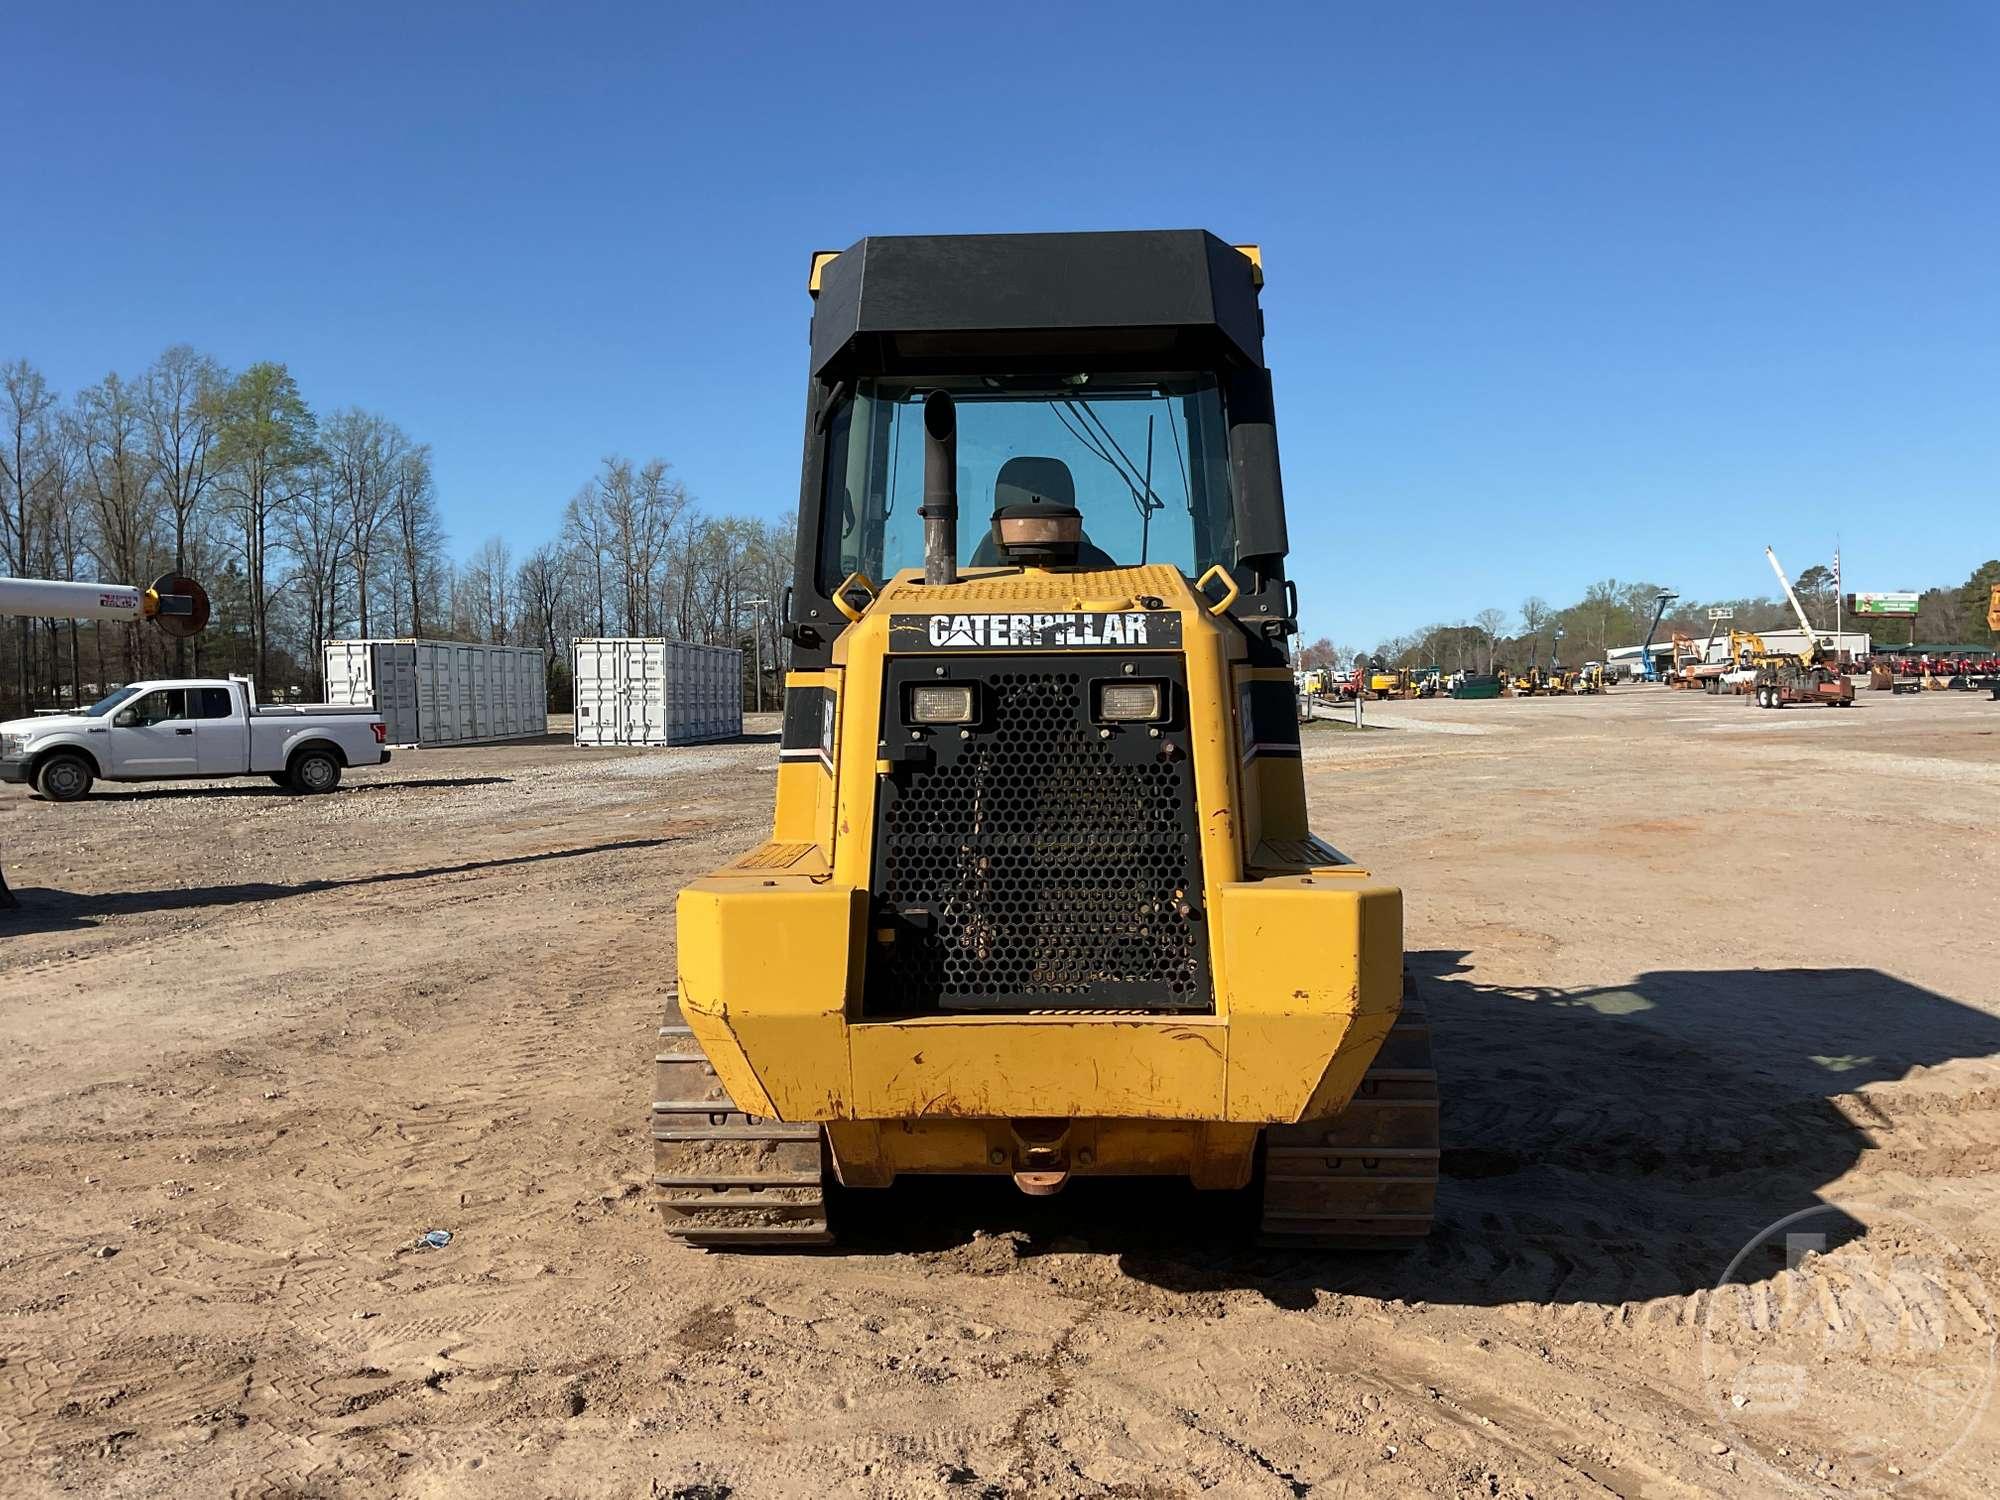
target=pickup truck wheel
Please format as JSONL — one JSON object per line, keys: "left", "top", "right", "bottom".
{"left": 35, "top": 752, "right": 94, "bottom": 802}
{"left": 288, "top": 749, "right": 343, "bottom": 794}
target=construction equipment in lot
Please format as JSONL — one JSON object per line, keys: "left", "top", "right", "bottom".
{"left": 1987, "top": 589, "right": 2000, "bottom": 699}
{"left": 1667, "top": 632, "right": 1703, "bottom": 688}
{"left": 653, "top": 232, "right": 1434, "bottom": 1249}
{"left": 1638, "top": 589, "right": 1678, "bottom": 682}
{"left": 1671, "top": 613, "right": 1732, "bottom": 690}
{"left": 1709, "top": 628, "right": 1769, "bottom": 695}
{"left": 1751, "top": 546, "right": 1855, "bottom": 709}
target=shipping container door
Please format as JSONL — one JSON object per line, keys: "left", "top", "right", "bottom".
{"left": 634, "top": 640, "right": 664, "bottom": 745}
{"left": 610, "top": 641, "right": 632, "bottom": 744}
{"left": 662, "top": 641, "right": 684, "bottom": 744}
{"left": 492, "top": 650, "right": 515, "bottom": 740}
{"left": 463, "top": 646, "right": 484, "bottom": 742}
{"left": 510, "top": 651, "right": 530, "bottom": 738}
{"left": 413, "top": 643, "right": 438, "bottom": 745}
{"left": 323, "top": 641, "right": 370, "bottom": 711}
{"left": 574, "top": 641, "right": 611, "bottom": 746}
{"left": 420, "top": 642, "right": 469, "bottom": 746}
{"left": 375, "top": 644, "right": 420, "bottom": 746}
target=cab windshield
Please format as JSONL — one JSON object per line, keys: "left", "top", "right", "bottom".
{"left": 819, "top": 375, "right": 1235, "bottom": 589}
{"left": 82, "top": 686, "right": 141, "bottom": 717}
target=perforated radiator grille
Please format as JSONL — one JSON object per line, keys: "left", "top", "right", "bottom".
{"left": 868, "top": 659, "right": 1209, "bottom": 1014}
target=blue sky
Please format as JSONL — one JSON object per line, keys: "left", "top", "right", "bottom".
{"left": 4, "top": 2, "right": 1994, "bottom": 645}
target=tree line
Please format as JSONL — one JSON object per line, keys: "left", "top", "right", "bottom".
{"left": 1300, "top": 562, "right": 2000, "bottom": 677}
{"left": 0, "top": 351, "right": 792, "bottom": 717}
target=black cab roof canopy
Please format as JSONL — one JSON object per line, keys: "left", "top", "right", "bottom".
{"left": 807, "top": 231, "right": 1267, "bottom": 378}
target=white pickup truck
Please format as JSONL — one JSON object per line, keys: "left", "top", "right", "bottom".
{"left": 0, "top": 676, "right": 389, "bottom": 801}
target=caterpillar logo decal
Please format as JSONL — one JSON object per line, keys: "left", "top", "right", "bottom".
{"left": 888, "top": 611, "right": 1182, "bottom": 651}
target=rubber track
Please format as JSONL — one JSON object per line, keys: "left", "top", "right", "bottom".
{"left": 652, "top": 985, "right": 831, "bottom": 1249}
{"left": 1257, "top": 975, "right": 1440, "bottom": 1248}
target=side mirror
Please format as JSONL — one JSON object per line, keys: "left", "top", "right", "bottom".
{"left": 113, "top": 710, "right": 135, "bottom": 728}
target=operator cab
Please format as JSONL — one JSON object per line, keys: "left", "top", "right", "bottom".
{"left": 788, "top": 231, "right": 1296, "bottom": 664}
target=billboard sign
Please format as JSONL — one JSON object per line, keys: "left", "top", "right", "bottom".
{"left": 1707, "top": 607, "right": 1735, "bottom": 621}
{"left": 1848, "top": 592, "right": 1919, "bottom": 617}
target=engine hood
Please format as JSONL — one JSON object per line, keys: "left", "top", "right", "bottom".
{"left": 0, "top": 712, "right": 91, "bottom": 739}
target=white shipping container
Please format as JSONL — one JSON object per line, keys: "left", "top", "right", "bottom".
{"left": 573, "top": 638, "right": 743, "bottom": 747}
{"left": 324, "top": 638, "right": 548, "bottom": 747}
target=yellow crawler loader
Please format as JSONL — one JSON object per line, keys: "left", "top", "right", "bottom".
{"left": 654, "top": 232, "right": 1436, "bottom": 1248}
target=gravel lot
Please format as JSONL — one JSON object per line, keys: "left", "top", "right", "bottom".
{"left": 3, "top": 689, "right": 1996, "bottom": 1497}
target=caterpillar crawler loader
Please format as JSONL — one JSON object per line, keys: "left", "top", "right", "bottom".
{"left": 653, "top": 232, "right": 1436, "bottom": 1249}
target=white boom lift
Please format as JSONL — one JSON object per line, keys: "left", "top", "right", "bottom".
{"left": 1763, "top": 545, "right": 1831, "bottom": 652}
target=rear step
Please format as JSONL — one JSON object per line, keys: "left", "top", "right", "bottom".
{"left": 1256, "top": 974, "right": 1440, "bottom": 1249}
{"left": 651, "top": 987, "right": 831, "bottom": 1249}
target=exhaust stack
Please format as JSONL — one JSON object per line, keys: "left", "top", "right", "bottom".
{"left": 920, "top": 390, "right": 958, "bottom": 586}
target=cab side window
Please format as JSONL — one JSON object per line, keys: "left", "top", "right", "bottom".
{"left": 197, "top": 687, "right": 233, "bottom": 719}
{"left": 124, "top": 689, "right": 187, "bottom": 726}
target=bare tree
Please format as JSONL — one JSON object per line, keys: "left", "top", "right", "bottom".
{"left": 41, "top": 433, "right": 88, "bottom": 703}
{"left": 143, "top": 346, "right": 224, "bottom": 671}
{"left": 1474, "top": 607, "right": 1507, "bottom": 673}
{"left": 323, "top": 408, "right": 411, "bottom": 636}
{"left": 387, "top": 444, "right": 445, "bottom": 636}
{"left": 1, "top": 360, "right": 63, "bottom": 711}
{"left": 563, "top": 481, "right": 611, "bottom": 636}
{"left": 212, "top": 363, "right": 317, "bottom": 687}
{"left": 516, "top": 541, "right": 571, "bottom": 664}
{"left": 76, "top": 371, "right": 164, "bottom": 680}
{"left": 463, "top": 535, "right": 514, "bottom": 643}
{"left": 279, "top": 456, "right": 352, "bottom": 696}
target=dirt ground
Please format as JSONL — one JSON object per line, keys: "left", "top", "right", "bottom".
{"left": 3, "top": 686, "right": 1997, "bottom": 1498}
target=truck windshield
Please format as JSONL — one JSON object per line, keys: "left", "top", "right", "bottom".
{"left": 82, "top": 686, "right": 141, "bottom": 717}
{"left": 819, "top": 375, "right": 1235, "bottom": 589}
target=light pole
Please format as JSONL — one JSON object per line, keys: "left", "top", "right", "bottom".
{"left": 743, "top": 596, "right": 771, "bottom": 714}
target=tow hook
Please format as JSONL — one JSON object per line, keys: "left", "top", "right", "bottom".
{"left": 1008, "top": 1118, "right": 1071, "bottom": 1194}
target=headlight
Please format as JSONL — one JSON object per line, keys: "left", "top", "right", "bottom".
{"left": 1, "top": 733, "right": 28, "bottom": 758}
{"left": 908, "top": 685, "right": 975, "bottom": 724}
{"left": 1096, "top": 682, "right": 1165, "bottom": 722}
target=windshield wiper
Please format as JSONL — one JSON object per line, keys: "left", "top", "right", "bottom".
{"left": 1047, "top": 395, "right": 1168, "bottom": 560}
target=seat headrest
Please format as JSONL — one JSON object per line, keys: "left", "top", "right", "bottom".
{"left": 994, "top": 456, "right": 1075, "bottom": 512}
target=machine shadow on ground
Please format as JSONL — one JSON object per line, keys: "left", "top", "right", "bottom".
{"left": 0, "top": 837, "right": 673, "bottom": 933}
{"left": 832, "top": 952, "right": 2000, "bottom": 1311}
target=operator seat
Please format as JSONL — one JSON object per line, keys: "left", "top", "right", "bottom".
{"left": 968, "top": 456, "right": 1117, "bottom": 569}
